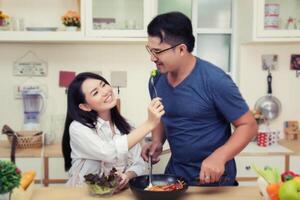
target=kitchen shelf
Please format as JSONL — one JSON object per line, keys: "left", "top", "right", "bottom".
{"left": 238, "top": 0, "right": 300, "bottom": 43}
{"left": 0, "top": 31, "right": 84, "bottom": 42}
{"left": 0, "top": 31, "right": 149, "bottom": 42}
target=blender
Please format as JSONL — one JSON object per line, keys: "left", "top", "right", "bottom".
{"left": 22, "top": 87, "right": 45, "bottom": 131}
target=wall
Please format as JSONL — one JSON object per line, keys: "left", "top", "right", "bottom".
{"left": 239, "top": 43, "right": 300, "bottom": 135}
{"left": 0, "top": 43, "right": 153, "bottom": 141}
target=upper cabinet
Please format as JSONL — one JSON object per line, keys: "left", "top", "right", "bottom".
{"left": 0, "top": 0, "right": 84, "bottom": 41}
{"left": 238, "top": 0, "right": 300, "bottom": 42}
{"left": 0, "top": 0, "right": 155, "bottom": 42}
{"left": 85, "top": 0, "right": 152, "bottom": 39}
{"left": 153, "top": 0, "right": 234, "bottom": 74}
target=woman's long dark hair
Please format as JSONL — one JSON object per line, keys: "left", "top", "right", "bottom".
{"left": 62, "top": 72, "right": 132, "bottom": 171}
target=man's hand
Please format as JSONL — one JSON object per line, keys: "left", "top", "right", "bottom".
{"left": 199, "top": 153, "right": 226, "bottom": 184}
{"left": 141, "top": 142, "right": 163, "bottom": 164}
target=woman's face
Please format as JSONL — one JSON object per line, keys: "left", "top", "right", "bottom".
{"left": 79, "top": 78, "right": 117, "bottom": 114}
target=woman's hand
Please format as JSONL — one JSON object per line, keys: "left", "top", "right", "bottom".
{"left": 114, "top": 172, "right": 130, "bottom": 193}
{"left": 147, "top": 98, "right": 165, "bottom": 128}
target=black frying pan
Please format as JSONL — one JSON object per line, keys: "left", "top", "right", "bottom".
{"left": 128, "top": 174, "right": 188, "bottom": 200}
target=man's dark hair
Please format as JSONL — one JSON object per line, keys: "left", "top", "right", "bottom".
{"left": 147, "top": 11, "right": 195, "bottom": 52}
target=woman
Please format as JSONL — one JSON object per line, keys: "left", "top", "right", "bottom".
{"left": 62, "top": 72, "right": 164, "bottom": 190}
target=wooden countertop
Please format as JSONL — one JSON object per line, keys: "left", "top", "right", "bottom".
{"left": 0, "top": 141, "right": 62, "bottom": 158}
{"left": 44, "top": 143, "right": 62, "bottom": 157}
{"left": 0, "top": 141, "right": 42, "bottom": 157}
{"left": 31, "top": 186, "right": 261, "bottom": 200}
{"left": 1, "top": 139, "right": 299, "bottom": 158}
{"left": 278, "top": 140, "right": 300, "bottom": 154}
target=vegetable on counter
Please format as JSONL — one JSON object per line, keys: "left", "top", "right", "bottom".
{"left": 278, "top": 179, "right": 300, "bottom": 200}
{"left": 20, "top": 170, "right": 36, "bottom": 190}
{"left": 253, "top": 166, "right": 300, "bottom": 200}
{"left": 281, "top": 171, "right": 300, "bottom": 182}
{"left": 253, "top": 165, "right": 281, "bottom": 200}
{"left": 0, "top": 160, "right": 21, "bottom": 194}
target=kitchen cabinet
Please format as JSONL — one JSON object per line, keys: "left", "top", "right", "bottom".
{"left": 0, "top": 0, "right": 236, "bottom": 76}
{"left": 85, "top": 0, "right": 152, "bottom": 39}
{"left": 0, "top": 0, "right": 85, "bottom": 41}
{"left": 235, "top": 155, "right": 286, "bottom": 184}
{"left": 154, "top": 0, "right": 235, "bottom": 74}
{"left": 238, "top": 0, "right": 300, "bottom": 42}
{"left": 0, "top": 0, "right": 152, "bottom": 42}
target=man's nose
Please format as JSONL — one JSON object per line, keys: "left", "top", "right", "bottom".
{"left": 150, "top": 54, "right": 158, "bottom": 62}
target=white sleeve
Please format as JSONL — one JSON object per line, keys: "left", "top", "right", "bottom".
{"left": 69, "top": 121, "right": 128, "bottom": 163}
{"left": 126, "top": 142, "right": 146, "bottom": 176}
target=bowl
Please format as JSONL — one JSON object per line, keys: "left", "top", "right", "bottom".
{"left": 86, "top": 182, "right": 116, "bottom": 197}
{"left": 84, "top": 170, "right": 121, "bottom": 197}
{"left": 129, "top": 174, "right": 188, "bottom": 200}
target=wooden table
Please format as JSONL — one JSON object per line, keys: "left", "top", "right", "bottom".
{"left": 31, "top": 186, "right": 261, "bottom": 200}
{"left": 0, "top": 141, "right": 63, "bottom": 186}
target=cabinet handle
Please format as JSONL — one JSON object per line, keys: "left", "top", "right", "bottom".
{"left": 245, "top": 165, "right": 251, "bottom": 170}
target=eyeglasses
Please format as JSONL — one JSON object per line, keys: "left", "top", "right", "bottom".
{"left": 145, "top": 43, "right": 181, "bottom": 58}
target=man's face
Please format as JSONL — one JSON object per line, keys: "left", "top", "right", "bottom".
{"left": 146, "top": 36, "right": 181, "bottom": 74}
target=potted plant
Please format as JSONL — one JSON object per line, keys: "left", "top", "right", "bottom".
{"left": 0, "top": 11, "right": 10, "bottom": 27}
{"left": 0, "top": 160, "right": 21, "bottom": 200}
{"left": 61, "top": 10, "right": 80, "bottom": 31}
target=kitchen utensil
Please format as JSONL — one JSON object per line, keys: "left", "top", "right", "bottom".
{"left": 254, "top": 70, "right": 281, "bottom": 121}
{"left": 2, "top": 125, "right": 16, "bottom": 137}
{"left": 150, "top": 76, "right": 158, "bottom": 98}
{"left": 129, "top": 174, "right": 188, "bottom": 200}
{"left": 22, "top": 87, "right": 45, "bottom": 130}
{"left": 1, "top": 125, "right": 17, "bottom": 163}
{"left": 194, "top": 172, "right": 229, "bottom": 184}
{"left": 147, "top": 155, "right": 153, "bottom": 189}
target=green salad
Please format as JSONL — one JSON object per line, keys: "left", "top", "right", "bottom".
{"left": 84, "top": 168, "right": 122, "bottom": 195}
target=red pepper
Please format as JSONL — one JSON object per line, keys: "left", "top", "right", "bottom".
{"left": 281, "top": 171, "right": 300, "bottom": 182}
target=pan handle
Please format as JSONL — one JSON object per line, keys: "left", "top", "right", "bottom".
{"left": 267, "top": 72, "right": 272, "bottom": 95}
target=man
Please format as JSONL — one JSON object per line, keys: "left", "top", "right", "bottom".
{"left": 141, "top": 12, "right": 258, "bottom": 186}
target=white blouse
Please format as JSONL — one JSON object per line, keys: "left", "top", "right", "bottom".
{"left": 67, "top": 117, "right": 146, "bottom": 186}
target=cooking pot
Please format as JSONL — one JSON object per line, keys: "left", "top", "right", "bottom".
{"left": 254, "top": 71, "right": 281, "bottom": 121}
{"left": 129, "top": 174, "right": 188, "bottom": 200}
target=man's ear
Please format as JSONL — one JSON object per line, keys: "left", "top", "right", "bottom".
{"left": 79, "top": 103, "right": 92, "bottom": 112}
{"left": 179, "top": 44, "right": 188, "bottom": 55}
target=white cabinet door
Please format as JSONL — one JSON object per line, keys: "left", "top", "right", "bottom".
{"left": 289, "top": 155, "right": 300, "bottom": 172}
{"left": 236, "top": 156, "right": 285, "bottom": 178}
{"left": 255, "top": 0, "right": 300, "bottom": 39}
{"left": 238, "top": 0, "right": 300, "bottom": 42}
{"left": 85, "top": 0, "right": 152, "bottom": 38}
{"left": 0, "top": 0, "right": 85, "bottom": 42}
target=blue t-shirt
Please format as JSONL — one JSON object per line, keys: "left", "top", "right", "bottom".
{"left": 148, "top": 58, "right": 249, "bottom": 186}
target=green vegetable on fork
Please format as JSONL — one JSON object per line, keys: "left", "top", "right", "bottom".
{"left": 151, "top": 69, "right": 157, "bottom": 77}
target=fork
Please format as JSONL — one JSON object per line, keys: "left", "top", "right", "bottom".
{"left": 147, "top": 154, "right": 153, "bottom": 189}
{"left": 150, "top": 76, "right": 158, "bottom": 98}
